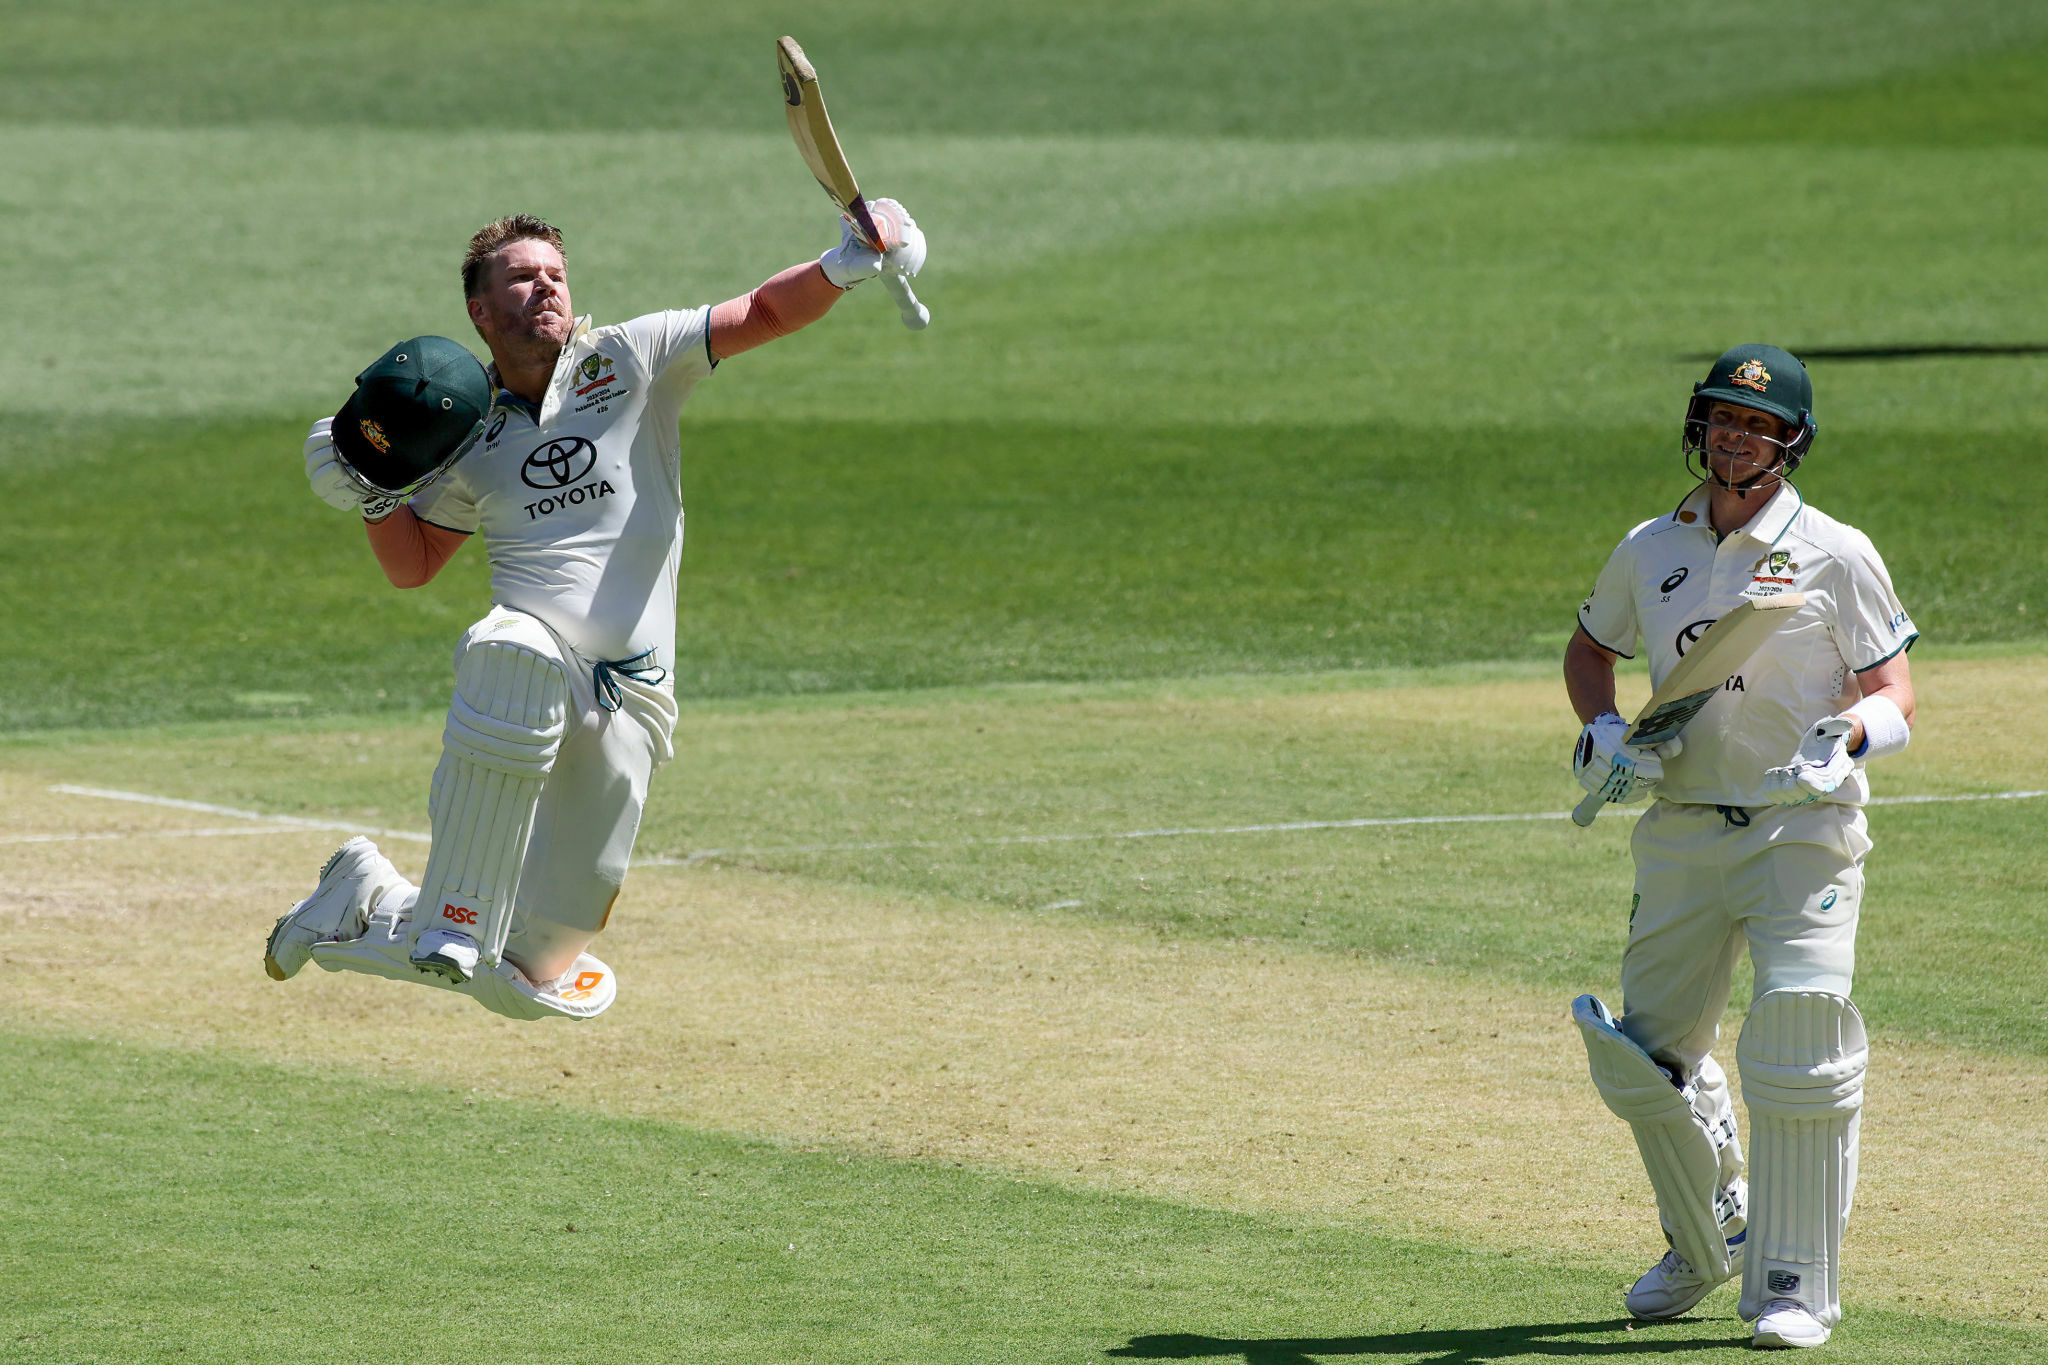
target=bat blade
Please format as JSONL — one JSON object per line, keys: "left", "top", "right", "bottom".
{"left": 776, "top": 37, "right": 874, "bottom": 241}
{"left": 776, "top": 36, "right": 928, "bottom": 329}
{"left": 1570, "top": 592, "right": 1807, "bottom": 827}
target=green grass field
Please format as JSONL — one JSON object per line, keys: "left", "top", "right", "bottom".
{"left": 5, "top": 2, "right": 2047, "bottom": 1360}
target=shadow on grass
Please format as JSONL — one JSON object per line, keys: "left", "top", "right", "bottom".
{"left": 1108, "top": 1318, "right": 1739, "bottom": 1363}
{"left": 1680, "top": 343, "right": 2048, "bottom": 363}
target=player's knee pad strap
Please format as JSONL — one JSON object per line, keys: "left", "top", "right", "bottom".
{"left": 1574, "top": 994, "right": 1745, "bottom": 1280}
{"left": 1737, "top": 989, "right": 1864, "bottom": 1327}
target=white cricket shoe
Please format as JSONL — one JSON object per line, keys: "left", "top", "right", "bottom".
{"left": 1626, "top": 1243, "right": 1743, "bottom": 1320}
{"left": 1751, "top": 1298, "right": 1829, "bottom": 1349}
{"left": 265, "top": 837, "right": 409, "bottom": 981}
{"left": 410, "top": 927, "right": 482, "bottom": 984}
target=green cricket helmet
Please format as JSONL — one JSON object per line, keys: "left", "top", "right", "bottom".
{"left": 330, "top": 336, "right": 495, "bottom": 499}
{"left": 1682, "top": 344, "right": 1818, "bottom": 484}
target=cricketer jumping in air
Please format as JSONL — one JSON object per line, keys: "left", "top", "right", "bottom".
{"left": 264, "top": 201, "right": 927, "bottom": 1021}
{"left": 1563, "top": 346, "right": 1917, "bottom": 1350}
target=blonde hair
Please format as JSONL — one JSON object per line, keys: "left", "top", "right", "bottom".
{"left": 461, "top": 215, "right": 566, "bottom": 298}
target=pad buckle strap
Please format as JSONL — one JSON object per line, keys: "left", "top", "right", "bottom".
{"left": 1716, "top": 804, "right": 1752, "bottom": 829}
{"left": 593, "top": 649, "right": 668, "bottom": 712}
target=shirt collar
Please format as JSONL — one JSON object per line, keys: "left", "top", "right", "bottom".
{"left": 485, "top": 318, "right": 595, "bottom": 425}
{"left": 1671, "top": 480, "right": 1803, "bottom": 547}
{"left": 1726, "top": 482, "right": 1803, "bottom": 546}
{"left": 538, "top": 317, "right": 595, "bottom": 423}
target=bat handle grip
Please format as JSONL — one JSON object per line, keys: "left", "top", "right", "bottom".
{"left": 883, "top": 271, "right": 930, "bottom": 330}
{"left": 1570, "top": 790, "right": 1605, "bottom": 827}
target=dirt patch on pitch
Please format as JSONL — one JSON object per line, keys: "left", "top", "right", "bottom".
{"left": 1, "top": 770, "right": 2041, "bottom": 1327}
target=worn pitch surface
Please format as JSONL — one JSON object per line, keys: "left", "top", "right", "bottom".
{"left": 7, "top": 661, "right": 2043, "bottom": 1329}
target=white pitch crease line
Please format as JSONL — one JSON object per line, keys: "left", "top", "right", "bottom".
{"left": 1865, "top": 789, "right": 2047, "bottom": 807}
{"left": 44, "top": 785, "right": 432, "bottom": 843}
{"left": 0, "top": 826, "right": 316, "bottom": 846}
{"left": 652, "top": 789, "right": 2048, "bottom": 864}
{"left": 646, "top": 809, "right": 1585, "bottom": 865}
{"left": 35, "top": 783, "right": 2045, "bottom": 859}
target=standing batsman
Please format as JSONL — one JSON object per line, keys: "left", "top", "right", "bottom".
{"left": 262, "top": 200, "right": 926, "bottom": 1021}
{"left": 1564, "top": 346, "right": 1916, "bottom": 1349}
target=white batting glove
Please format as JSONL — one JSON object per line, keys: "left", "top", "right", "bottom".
{"left": 305, "top": 418, "right": 400, "bottom": 521}
{"left": 818, "top": 217, "right": 885, "bottom": 289}
{"left": 818, "top": 198, "right": 926, "bottom": 288}
{"left": 1572, "top": 713, "right": 1677, "bottom": 804}
{"left": 1762, "top": 716, "right": 1857, "bottom": 805}
{"left": 869, "top": 197, "right": 927, "bottom": 279}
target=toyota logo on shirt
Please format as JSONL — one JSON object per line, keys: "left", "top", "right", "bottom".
{"left": 521, "top": 438, "right": 598, "bottom": 490}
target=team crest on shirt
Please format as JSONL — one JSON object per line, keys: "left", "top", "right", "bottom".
{"left": 1749, "top": 549, "right": 1799, "bottom": 595}
{"left": 1744, "top": 552, "right": 1794, "bottom": 585}
{"left": 572, "top": 350, "right": 631, "bottom": 413}
{"left": 359, "top": 418, "right": 391, "bottom": 453}
{"left": 574, "top": 352, "right": 618, "bottom": 394}
{"left": 1730, "top": 358, "right": 1772, "bottom": 392}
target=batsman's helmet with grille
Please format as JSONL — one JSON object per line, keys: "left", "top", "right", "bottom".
{"left": 1683, "top": 343, "right": 1818, "bottom": 474}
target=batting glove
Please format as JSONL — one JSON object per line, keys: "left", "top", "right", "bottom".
{"left": 819, "top": 217, "right": 885, "bottom": 289}
{"left": 1762, "top": 715, "right": 1857, "bottom": 805}
{"left": 305, "top": 418, "right": 401, "bottom": 521}
{"left": 818, "top": 198, "right": 925, "bottom": 288}
{"left": 1572, "top": 713, "right": 1676, "bottom": 803}
{"left": 870, "top": 197, "right": 927, "bottom": 279}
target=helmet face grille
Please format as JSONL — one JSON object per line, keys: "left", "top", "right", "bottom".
{"left": 1684, "top": 345, "right": 1817, "bottom": 487}
{"left": 1683, "top": 396, "right": 1814, "bottom": 491}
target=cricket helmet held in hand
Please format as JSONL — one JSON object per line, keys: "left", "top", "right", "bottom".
{"left": 331, "top": 336, "right": 495, "bottom": 499}
{"left": 1682, "top": 343, "right": 1818, "bottom": 479}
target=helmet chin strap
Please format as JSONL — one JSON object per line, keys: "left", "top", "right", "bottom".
{"left": 1722, "top": 466, "right": 1777, "bottom": 500}
{"left": 1702, "top": 442, "right": 1785, "bottom": 500}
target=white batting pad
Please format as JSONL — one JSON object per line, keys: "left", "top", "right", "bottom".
{"left": 472, "top": 951, "right": 618, "bottom": 1021}
{"left": 1737, "top": 989, "right": 1865, "bottom": 1328}
{"left": 410, "top": 611, "right": 568, "bottom": 969}
{"left": 312, "top": 911, "right": 617, "bottom": 1022}
{"left": 1574, "top": 994, "right": 1747, "bottom": 1281}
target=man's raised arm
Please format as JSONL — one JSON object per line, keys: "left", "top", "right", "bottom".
{"left": 708, "top": 198, "right": 925, "bottom": 361}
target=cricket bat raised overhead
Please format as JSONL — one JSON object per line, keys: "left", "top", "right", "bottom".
{"left": 776, "top": 35, "right": 929, "bottom": 331}
{"left": 1571, "top": 592, "right": 1807, "bottom": 827}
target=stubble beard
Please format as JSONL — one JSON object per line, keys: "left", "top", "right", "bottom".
{"left": 491, "top": 304, "right": 570, "bottom": 375}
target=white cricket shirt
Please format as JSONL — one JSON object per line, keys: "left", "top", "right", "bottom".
{"left": 409, "top": 312, "right": 715, "bottom": 669}
{"left": 1577, "top": 482, "right": 1916, "bottom": 807}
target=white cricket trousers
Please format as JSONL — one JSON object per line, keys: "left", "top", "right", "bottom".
{"left": 1617, "top": 799, "right": 1869, "bottom": 1076}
